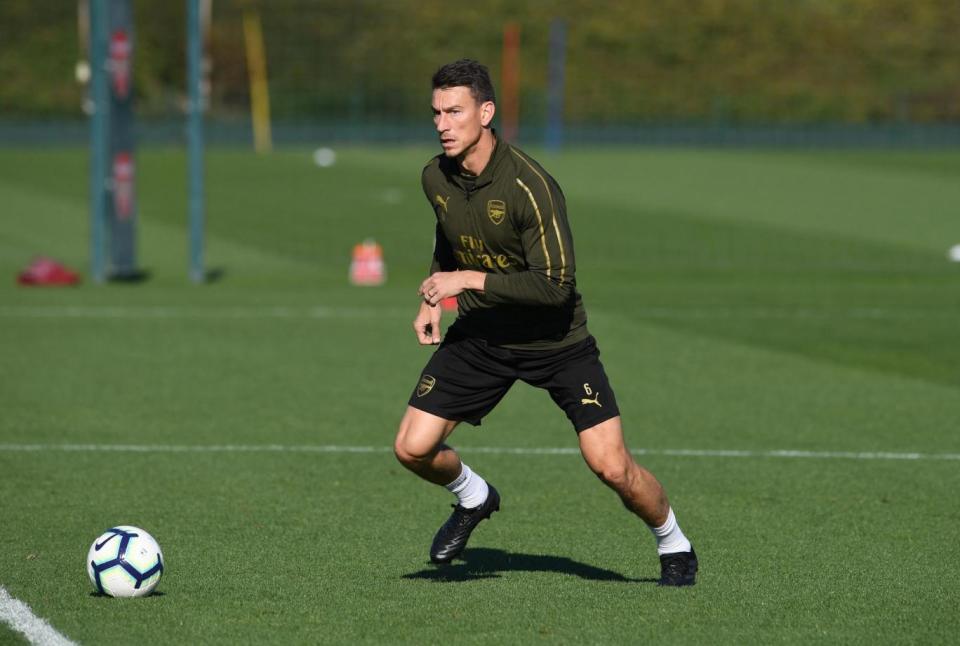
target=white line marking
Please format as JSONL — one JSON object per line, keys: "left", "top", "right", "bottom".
{"left": 0, "top": 444, "right": 957, "bottom": 461}
{"left": 0, "top": 305, "right": 956, "bottom": 321}
{"left": 635, "top": 306, "right": 960, "bottom": 320}
{"left": 0, "top": 585, "right": 77, "bottom": 646}
{"left": 0, "top": 305, "right": 409, "bottom": 320}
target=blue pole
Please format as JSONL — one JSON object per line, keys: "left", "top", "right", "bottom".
{"left": 89, "top": 0, "right": 109, "bottom": 282}
{"left": 187, "top": 0, "right": 206, "bottom": 283}
{"left": 546, "top": 18, "right": 566, "bottom": 153}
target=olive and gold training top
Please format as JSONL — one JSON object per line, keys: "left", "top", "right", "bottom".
{"left": 421, "top": 135, "right": 589, "bottom": 350}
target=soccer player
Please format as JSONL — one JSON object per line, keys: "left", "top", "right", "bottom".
{"left": 393, "top": 59, "right": 698, "bottom": 586}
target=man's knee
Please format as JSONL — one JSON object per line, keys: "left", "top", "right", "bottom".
{"left": 578, "top": 416, "right": 634, "bottom": 490}
{"left": 394, "top": 438, "right": 430, "bottom": 469}
{"left": 394, "top": 419, "right": 426, "bottom": 468}
{"left": 589, "top": 453, "right": 633, "bottom": 490}
{"left": 394, "top": 407, "right": 455, "bottom": 469}
{"left": 393, "top": 433, "right": 414, "bottom": 467}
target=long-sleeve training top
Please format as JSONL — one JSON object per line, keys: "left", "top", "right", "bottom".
{"left": 421, "top": 135, "right": 590, "bottom": 349}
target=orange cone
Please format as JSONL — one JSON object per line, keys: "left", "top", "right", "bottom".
{"left": 349, "top": 239, "right": 386, "bottom": 286}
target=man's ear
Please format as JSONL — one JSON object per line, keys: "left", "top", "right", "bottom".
{"left": 480, "top": 101, "right": 496, "bottom": 128}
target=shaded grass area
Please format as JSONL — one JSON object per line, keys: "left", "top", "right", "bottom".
{"left": 583, "top": 204, "right": 960, "bottom": 387}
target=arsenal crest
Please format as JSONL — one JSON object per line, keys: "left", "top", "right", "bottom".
{"left": 416, "top": 374, "right": 437, "bottom": 397}
{"left": 487, "top": 200, "right": 506, "bottom": 225}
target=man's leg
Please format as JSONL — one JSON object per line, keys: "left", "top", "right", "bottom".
{"left": 578, "top": 416, "right": 669, "bottom": 525}
{"left": 394, "top": 406, "right": 500, "bottom": 563}
{"left": 578, "top": 416, "right": 697, "bottom": 586}
{"left": 394, "top": 406, "right": 462, "bottom": 485}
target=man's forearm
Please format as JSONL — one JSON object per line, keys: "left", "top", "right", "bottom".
{"left": 483, "top": 270, "right": 571, "bottom": 307}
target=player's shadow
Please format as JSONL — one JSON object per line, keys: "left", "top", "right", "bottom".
{"left": 402, "top": 548, "right": 656, "bottom": 583}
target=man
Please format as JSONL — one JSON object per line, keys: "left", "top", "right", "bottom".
{"left": 393, "top": 59, "right": 698, "bottom": 586}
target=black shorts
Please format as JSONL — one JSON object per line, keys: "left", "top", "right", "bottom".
{"left": 408, "top": 332, "right": 620, "bottom": 433}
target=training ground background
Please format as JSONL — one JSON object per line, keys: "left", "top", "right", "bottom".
{"left": 1, "top": 147, "right": 959, "bottom": 644}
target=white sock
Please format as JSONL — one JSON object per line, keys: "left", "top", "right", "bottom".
{"left": 444, "top": 463, "right": 489, "bottom": 509}
{"left": 649, "top": 508, "right": 692, "bottom": 556}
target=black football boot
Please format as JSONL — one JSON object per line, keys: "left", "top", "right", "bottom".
{"left": 658, "top": 546, "right": 698, "bottom": 586}
{"left": 429, "top": 485, "right": 500, "bottom": 564}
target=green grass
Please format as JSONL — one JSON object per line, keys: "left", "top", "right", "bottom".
{"left": 1, "top": 146, "right": 959, "bottom": 644}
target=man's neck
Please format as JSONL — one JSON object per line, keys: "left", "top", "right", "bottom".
{"left": 458, "top": 129, "right": 496, "bottom": 176}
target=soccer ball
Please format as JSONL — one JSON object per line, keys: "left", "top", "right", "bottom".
{"left": 86, "top": 526, "right": 164, "bottom": 598}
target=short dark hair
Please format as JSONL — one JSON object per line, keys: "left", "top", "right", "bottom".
{"left": 431, "top": 59, "right": 496, "bottom": 104}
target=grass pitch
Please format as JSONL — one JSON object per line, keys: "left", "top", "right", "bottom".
{"left": 1, "top": 146, "right": 959, "bottom": 644}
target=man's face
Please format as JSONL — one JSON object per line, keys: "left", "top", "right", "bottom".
{"left": 432, "top": 86, "right": 493, "bottom": 158}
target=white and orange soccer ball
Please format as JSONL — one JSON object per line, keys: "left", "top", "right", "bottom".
{"left": 86, "top": 526, "right": 164, "bottom": 598}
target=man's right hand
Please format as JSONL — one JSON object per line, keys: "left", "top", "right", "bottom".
{"left": 413, "top": 301, "right": 442, "bottom": 345}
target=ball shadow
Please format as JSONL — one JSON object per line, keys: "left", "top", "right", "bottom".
{"left": 88, "top": 591, "right": 166, "bottom": 598}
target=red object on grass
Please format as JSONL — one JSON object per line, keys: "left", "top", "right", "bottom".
{"left": 17, "top": 257, "right": 81, "bottom": 286}
{"left": 349, "top": 239, "right": 386, "bottom": 286}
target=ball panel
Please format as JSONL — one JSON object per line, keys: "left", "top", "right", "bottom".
{"left": 98, "top": 563, "right": 140, "bottom": 597}
{"left": 123, "top": 534, "right": 163, "bottom": 571}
